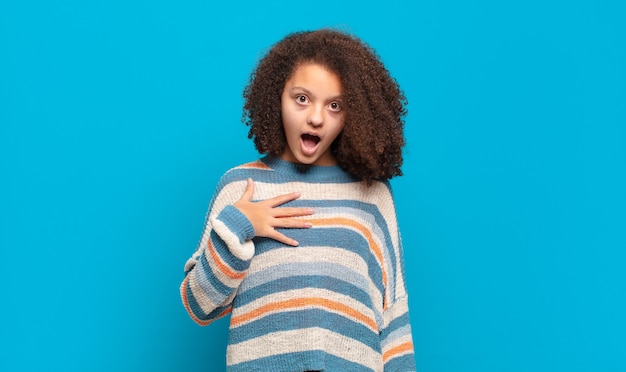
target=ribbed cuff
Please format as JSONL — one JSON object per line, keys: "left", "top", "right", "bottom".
{"left": 210, "top": 205, "right": 255, "bottom": 260}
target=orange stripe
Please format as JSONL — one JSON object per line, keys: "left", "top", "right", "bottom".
{"left": 231, "top": 297, "right": 378, "bottom": 331}
{"left": 308, "top": 217, "right": 388, "bottom": 290}
{"left": 207, "top": 239, "right": 246, "bottom": 280}
{"left": 239, "top": 161, "right": 271, "bottom": 170}
{"left": 383, "top": 341, "right": 414, "bottom": 362}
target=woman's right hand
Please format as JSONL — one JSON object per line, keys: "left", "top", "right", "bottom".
{"left": 233, "top": 178, "right": 314, "bottom": 246}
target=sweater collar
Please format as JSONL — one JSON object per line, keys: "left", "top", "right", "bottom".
{"left": 260, "top": 156, "right": 355, "bottom": 183}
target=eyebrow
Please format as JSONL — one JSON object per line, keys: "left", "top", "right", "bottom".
{"left": 289, "top": 87, "right": 343, "bottom": 101}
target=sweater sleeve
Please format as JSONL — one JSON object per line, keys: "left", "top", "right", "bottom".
{"left": 379, "top": 185, "right": 417, "bottom": 371}
{"left": 381, "top": 295, "right": 416, "bottom": 371}
{"left": 180, "top": 183, "right": 256, "bottom": 325}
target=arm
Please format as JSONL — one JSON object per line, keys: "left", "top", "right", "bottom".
{"left": 381, "top": 236, "right": 416, "bottom": 371}
{"left": 180, "top": 177, "right": 313, "bottom": 325}
{"left": 381, "top": 295, "right": 416, "bottom": 371}
{"left": 378, "top": 184, "right": 417, "bottom": 371}
{"left": 180, "top": 202, "right": 255, "bottom": 325}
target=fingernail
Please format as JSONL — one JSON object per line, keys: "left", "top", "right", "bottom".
{"left": 304, "top": 222, "right": 313, "bottom": 228}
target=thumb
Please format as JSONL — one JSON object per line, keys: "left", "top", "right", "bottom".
{"left": 240, "top": 178, "right": 254, "bottom": 201}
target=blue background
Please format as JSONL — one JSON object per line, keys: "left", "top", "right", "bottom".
{"left": 1, "top": 1, "right": 625, "bottom": 371}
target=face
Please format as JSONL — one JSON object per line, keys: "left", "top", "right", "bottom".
{"left": 280, "top": 63, "right": 345, "bottom": 166}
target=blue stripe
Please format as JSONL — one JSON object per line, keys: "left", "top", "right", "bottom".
{"left": 218, "top": 205, "right": 255, "bottom": 243}
{"left": 240, "top": 261, "right": 372, "bottom": 298}
{"left": 218, "top": 161, "right": 357, "bottom": 188}
{"left": 228, "top": 349, "right": 377, "bottom": 372}
{"left": 185, "top": 278, "right": 208, "bottom": 319}
{"left": 384, "top": 353, "right": 416, "bottom": 371}
{"left": 380, "top": 324, "right": 412, "bottom": 350}
{"left": 381, "top": 310, "right": 411, "bottom": 337}
{"left": 193, "top": 260, "right": 231, "bottom": 304}
{"left": 185, "top": 278, "right": 230, "bottom": 322}
{"left": 197, "top": 245, "right": 234, "bottom": 298}
{"left": 236, "top": 274, "right": 374, "bottom": 310}
{"left": 210, "top": 230, "right": 251, "bottom": 273}
{"left": 228, "top": 309, "right": 381, "bottom": 351}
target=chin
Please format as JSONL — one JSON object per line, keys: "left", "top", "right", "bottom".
{"left": 295, "top": 156, "right": 317, "bottom": 165}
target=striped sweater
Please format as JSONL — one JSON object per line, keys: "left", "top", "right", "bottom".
{"left": 181, "top": 156, "right": 416, "bottom": 371}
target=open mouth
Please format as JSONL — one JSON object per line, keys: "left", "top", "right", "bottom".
{"left": 301, "top": 134, "right": 321, "bottom": 150}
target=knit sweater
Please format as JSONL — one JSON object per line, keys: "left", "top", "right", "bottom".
{"left": 181, "top": 156, "right": 416, "bottom": 371}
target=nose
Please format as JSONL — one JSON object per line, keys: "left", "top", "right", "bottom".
{"left": 307, "top": 104, "right": 324, "bottom": 127}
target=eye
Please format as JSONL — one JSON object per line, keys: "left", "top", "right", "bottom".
{"left": 295, "top": 95, "right": 309, "bottom": 105}
{"left": 328, "top": 101, "right": 342, "bottom": 112}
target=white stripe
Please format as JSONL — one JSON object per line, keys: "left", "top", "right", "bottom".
{"left": 211, "top": 217, "right": 254, "bottom": 260}
{"left": 227, "top": 327, "right": 383, "bottom": 371}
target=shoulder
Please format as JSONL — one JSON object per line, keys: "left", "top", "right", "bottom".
{"left": 217, "top": 158, "right": 272, "bottom": 184}
{"left": 361, "top": 180, "right": 399, "bottom": 220}
{"left": 205, "top": 159, "right": 268, "bottom": 212}
{"left": 361, "top": 179, "right": 395, "bottom": 203}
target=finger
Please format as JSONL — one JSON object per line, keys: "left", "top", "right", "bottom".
{"left": 271, "top": 207, "right": 315, "bottom": 218}
{"left": 271, "top": 218, "right": 313, "bottom": 229}
{"left": 268, "top": 230, "right": 299, "bottom": 247}
{"left": 265, "top": 191, "right": 302, "bottom": 207}
{"left": 239, "top": 178, "right": 254, "bottom": 202}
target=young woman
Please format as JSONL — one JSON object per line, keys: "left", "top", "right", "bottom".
{"left": 181, "top": 29, "right": 416, "bottom": 371}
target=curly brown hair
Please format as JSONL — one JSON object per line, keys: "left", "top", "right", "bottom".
{"left": 242, "top": 29, "right": 407, "bottom": 183}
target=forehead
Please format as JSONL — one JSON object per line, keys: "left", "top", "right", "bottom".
{"left": 285, "top": 63, "right": 343, "bottom": 95}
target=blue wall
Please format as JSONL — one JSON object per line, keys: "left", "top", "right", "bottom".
{"left": 1, "top": 1, "right": 624, "bottom": 371}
